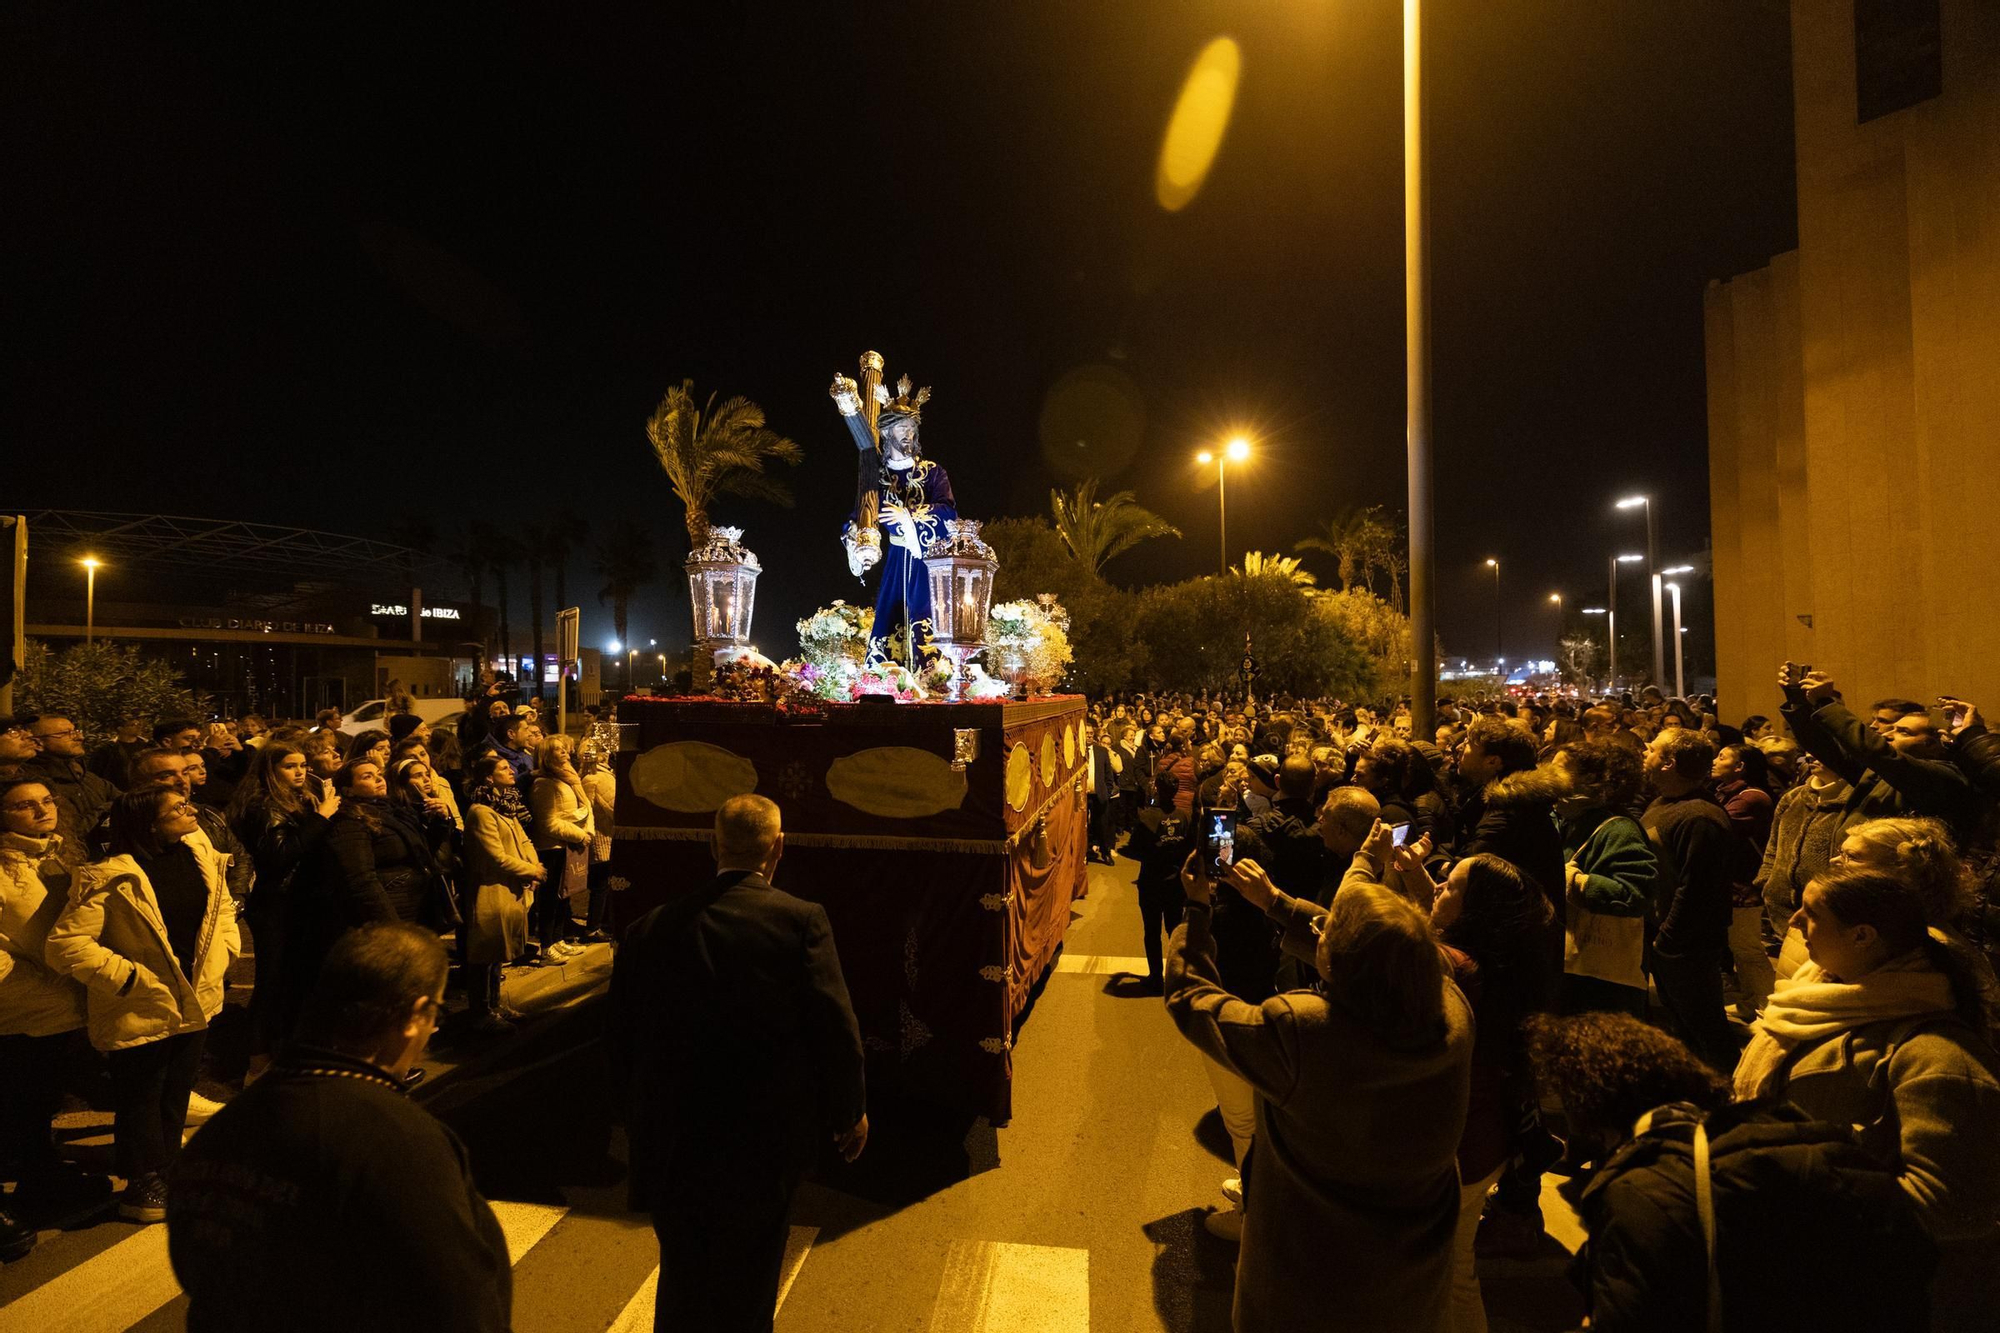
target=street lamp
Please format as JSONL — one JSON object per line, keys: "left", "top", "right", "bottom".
{"left": 1483, "top": 558, "right": 1501, "bottom": 674}
{"left": 1615, "top": 494, "right": 1663, "bottom": 687}
{"left": 1608, "top": 554, "right": 1644, "bottom": 688}
{"left": 1581, "top": 607, "right": 1610, "bottom": 693}
{"left": 1195, "top": 435, "right": 1250, "bottom": 576}
{"left": 80, "top": 556, "right": 102, "bottom": 645}
{"left": 1665, "top": 581, "right": 1686, "bottom": 699}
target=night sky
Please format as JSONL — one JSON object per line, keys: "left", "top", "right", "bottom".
{"left": 5, "top": 1, "right": 1796, "bottom": 672}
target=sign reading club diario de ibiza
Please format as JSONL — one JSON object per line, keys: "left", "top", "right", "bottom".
{"left": 370, "top": 604, "right": 461, "bottom": 620}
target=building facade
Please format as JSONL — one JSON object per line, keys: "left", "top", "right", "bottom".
{"left": 1707, "top": 1, "right": 2000, "bottom": 718}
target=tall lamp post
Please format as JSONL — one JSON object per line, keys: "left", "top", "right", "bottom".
{"left": 1404, "top": 0, "right": 1436, "bottom": 740}
{"left": 1548, "top": 591, "right": 1563, "bottom": 663}
{"left": 1607, "top": 553, "right": 1643, "bottom": 689}
{"left": 1581, "top": 607, "right": 1611, "bottom": 693}
{"left": 1661, "top": 565, "right": 1694, "bottom": 699}
{"left": 1194, "top": 436, "right": 1250, "bottom": 576}
{"left": 80, "top": 556, "right": 102, "bottom": 645}
{"left": 1483, "top": 558, "right": 1501, "bottom": 675}
{"left": 1615, "top": 495, "right": 1663, "bottom": 687}
{"left": 1665, "top": 581, "right": 1686, "bottom": 700}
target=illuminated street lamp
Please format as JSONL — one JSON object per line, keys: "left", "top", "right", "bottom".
{"left": 1607, "top": 554, "right": 1644, "bottom": 688}
{"left": 1581, "top": 607, "right": 1611, "bottom": 692}
{"left": 1665, "top": 581, "right": 1686, "bottom": 699}
{"left": 79, "top": 555, "right": 102, "bottom": 645}
{"left": 1483, "top": 558, "right": 1501, "bottom": 674}
{"left": 1195, "top": 436, "right": 1251, "bottom": 576}
{"left": 1615, "top": 495, "right": 1663, "bottom": 686}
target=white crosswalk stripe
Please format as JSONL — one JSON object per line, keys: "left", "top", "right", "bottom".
{"left": 607, "top": 1225, "right": 817, "bottom": 1333}
{"left": 1052, "top": 953, "right": 1150, "bottom": 976}
{"left": 488, "top": 1198, "right": 570, "bottom": 1264}
{"left": 928, "top": 1241, "right": 1090, "bottom": 1332}
{"left": 0, "top": 1225, "right": 177, "bottom": 1333}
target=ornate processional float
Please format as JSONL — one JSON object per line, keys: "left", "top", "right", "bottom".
{"left": 611, "top": 351, "right": 1087, "bottom": 1125}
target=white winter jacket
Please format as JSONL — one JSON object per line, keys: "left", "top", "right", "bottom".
{"left": 45, "top": 829, "right": 241, "bottom": 1052}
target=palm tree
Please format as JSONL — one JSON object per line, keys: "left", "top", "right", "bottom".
{"left": 441, "top": 524, "right": 490, "bottom": 660}
{"left": 521, "top": 524, "right": 552, "bottom": 699}
{"left": 544, "top": 508, "right": 588, "bottom": 619}
{"left": 1296, "top": 507, "right": 1387, "bottom": 591}
{"left": 645, "top": 380, "right": 804, "bottom": 549}
{"left": 481, "top": 527, "right": 521, "bottom": 676}
{"left": 592, "top": 520, "right": 658, "bottom": 657}
{"left": 1048, "top": 479, "right": 1181, "bottom": 577}
{"left": 1231, "top": 551, "right": 1319, "bottom": 587}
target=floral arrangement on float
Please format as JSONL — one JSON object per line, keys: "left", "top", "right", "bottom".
{"left": 986, "top": 595, "right": 1073, "bottom": 695}
{"left": 791, "top": 600, "right": 874, "bottom": 700}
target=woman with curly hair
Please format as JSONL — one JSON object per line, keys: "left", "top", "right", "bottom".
{"left": 1531, "top": 1011, "right": 1932, "bottom": 1332}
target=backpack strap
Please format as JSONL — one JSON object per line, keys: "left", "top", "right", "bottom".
{"left": 1693, "top": 1120, "right": 1722, "bottom": 1333}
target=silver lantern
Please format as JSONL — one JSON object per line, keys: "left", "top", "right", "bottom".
{"left": 922, "top": 519, "right": 998, "bottom": 701}
{"left": 685, "top": 526, "right": 760, "bottom": 688}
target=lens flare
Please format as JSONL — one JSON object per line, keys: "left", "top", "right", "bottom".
{"left": 1155, "top": 37, "right": 1241, "bottom": 213}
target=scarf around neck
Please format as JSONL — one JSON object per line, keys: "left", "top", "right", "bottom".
{"left": 471, "top": 781, "right": 530, "bottom": 824}
{"left": 1733, "top": 948, "right": 1956, "bottom": 1099}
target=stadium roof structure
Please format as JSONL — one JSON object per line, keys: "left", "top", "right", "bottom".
{"left": 22, "top": 511, "right": 461, "bottom": 602}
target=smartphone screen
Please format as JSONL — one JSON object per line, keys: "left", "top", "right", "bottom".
{"left": 1204, "top": 809, "right": 1238, "bottom": 879}
{"left": 1389, "top": 822, "right": 1411, "bottom": 847}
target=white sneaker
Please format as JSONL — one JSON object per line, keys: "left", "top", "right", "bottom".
{"left": 184, "top": 1092, "right": 226, "bottom": 1124}
{"left": 1221, "top": 1177, "right": 1242, "bottom": 1207}
{"left": 546, "top": 941, "right": 582, "bottom": 962}
{"left": 1202, "top": 1207, "right": 1244, "bottom": 1243}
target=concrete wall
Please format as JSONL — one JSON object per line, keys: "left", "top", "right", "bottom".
{"left": 1707, "top": 0, "right": 2000, "bottom": 721}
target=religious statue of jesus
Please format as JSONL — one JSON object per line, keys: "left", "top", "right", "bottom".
{"left": 831, "top": 360, "right": 957, "bottom": 667}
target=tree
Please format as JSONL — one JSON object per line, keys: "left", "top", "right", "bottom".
{"left": 1296, "top": 506, "right": 1394, "bottom": 593}
{"left": 1134, "top": 573, "right": 1371, "bottom": 699}
{"left": 441, "top": 523, "right": 489, "bottom": 655}
{"left": 15, "top": 642, "right": 204, "bottom": 747}
{"left": 985, "top": 516, "right": 1145, "bottom": 693}
{"left": 480, "top": 525, "right": 521, "bottom": 675}
{"left": 1312, "top": 589, "right": 1417, "bottom": 700}
{"left": 1048, "top": 479, "right": 1180, "bottom": 578}
{"left": 1559, "top": 631, "right": 1604, "bottom": 688}
{"left": 592, "top": 520, "right": 658, "bottom": 655}
{"left": 543, "top": 508, "right": 587, "bottom": 621}
{"left": 645, "top": 380, "right": 804, "bottom": 549}
{"left": 521, "top": 524, "right": 552, "bottom": 698}
{"left": 1231, "top": 551, "right": 1317, "bottom": 587}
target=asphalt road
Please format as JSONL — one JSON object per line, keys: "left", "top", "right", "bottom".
{"left": 0, "top": 854, "right": 1588, "bottom": 1331}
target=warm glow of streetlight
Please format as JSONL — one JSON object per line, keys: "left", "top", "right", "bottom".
{"left": 1616, "top": 553, "right": 1644, "bottom": 563}
{"left": 1155, "top": 37, "right": 1242, "bottom": 213}
{"left": 1484, "top": 558, "right": 1498, "bottom": 568}
{"left": 1225, "top": 436, "right": 1250, "bottom": 462}
{"left": 1582, "top": 607, "right": 1608, "bottom": 615}
{"left": 1661, "top": 564, "right": 1695, "bottom": 576}
{"left": 1549, "top": 593, "right": 1562, "bottom": 603}
{"left": 1196, "top": 449, "right": 1213, "bottom": 465}
{"left": 80, "top": 555, "right": 101, "bottom": 570}
{"left": 1615, "top": 495, "right": 1648, "bottom": 510}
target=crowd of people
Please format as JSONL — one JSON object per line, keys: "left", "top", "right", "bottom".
{"left": 1084, "top": 668, "right": 1999, "bottom": 1331}
{"left": 6, "top": 659, "right": 2000, "bottom": 1332}
{"left": 0, "top": 675, "right": 620, "bottom": 1253}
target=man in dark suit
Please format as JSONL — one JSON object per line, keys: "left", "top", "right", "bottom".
{"left": 1085, "top": 722, "right": 1119, "bottom": 863}
{"left": 610, "top": 794, "right": 867, "bottom": 1333}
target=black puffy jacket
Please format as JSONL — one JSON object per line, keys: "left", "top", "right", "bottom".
{"left": 1573, "top": 1100, "right": 1935, "bottom": 1333}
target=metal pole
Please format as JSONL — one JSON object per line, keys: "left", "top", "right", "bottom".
{"left": 1670, "top": 583, "right": 1685, "bottom": 699}
{"left": 1607, "top": 555, "right": 1619, "bottom": 691}
{"left": 1492, "top": 562, "right": 1502, "bottom": 674}
{"left": 1, "top": 517, "right": 23, "bottom": 716}
{"left": 1404, "top": 0, "right": 1436, "bottom": 737}
{"left": 85, "top": 564, "right": 96, "bottom": 645}
{"left": 1646, "top": 498, "right": 1663, "bottom": 688}
{"left": 1217, "top": 458, "right": 1228, "bottom": 576}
